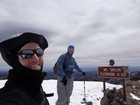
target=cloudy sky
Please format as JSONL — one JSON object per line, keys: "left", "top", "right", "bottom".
{"left": 0, "top": 0, "right": 140, "bottom": 68}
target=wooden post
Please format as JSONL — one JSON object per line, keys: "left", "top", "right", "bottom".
{"left": 103, "top": 78, "right": 106, "bottom": 95}
{"left": 122, "top": 79, "right": 126, "bottom": 102}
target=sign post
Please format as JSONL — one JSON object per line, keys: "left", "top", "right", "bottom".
{"left": 98, "top": 66, "right": 129, "bottom": 101}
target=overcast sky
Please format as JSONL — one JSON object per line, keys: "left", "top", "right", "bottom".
{"left": 0, "top": 0, "right": 140, "bottom": 69}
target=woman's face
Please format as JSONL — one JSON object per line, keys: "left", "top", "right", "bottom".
{"left": 18, "top": 42, "right": 44, "bottom": 71}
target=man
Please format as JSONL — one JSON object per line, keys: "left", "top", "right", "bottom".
{"left": 109, "top": 59, "right": 115, "bottom": 66}
{"left": 56, "top": 45, "right": 86, "bottom": 105}
{"left": 0, "top": 32, "right": 50, "bottom": 105}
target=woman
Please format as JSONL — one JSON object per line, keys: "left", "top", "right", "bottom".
{"left": 0, "top": 32, "right": 50, "bottom": 105}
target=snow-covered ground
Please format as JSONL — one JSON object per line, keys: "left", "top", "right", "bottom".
{"left": 0, "top": 80, "right": 123, "bottom": 105}
{"left": 130, "top": 93, "right": 140, "bottom": 100}
{"left": 43, "top": 80, "right": 123, "bottom": 105}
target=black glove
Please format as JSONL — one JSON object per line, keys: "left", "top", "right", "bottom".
{"left": 82, "top": 72, "right": 86, "bottom": 76}
{"left": 61, "top": 76, "right": 67, "bottom": 86}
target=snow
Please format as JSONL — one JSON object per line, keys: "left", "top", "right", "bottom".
{"left": 130, "top": 93, "right": 140, "bottom": 100}
{"left": 0, "top": 80, "right": 122, "bottom": 105}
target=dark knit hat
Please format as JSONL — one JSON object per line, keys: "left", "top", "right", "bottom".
{"left": 68, "top": 45, "right": 74, "bottom": 49}
{"left": 0, "top": 32, "right": 48, "bottom": 68}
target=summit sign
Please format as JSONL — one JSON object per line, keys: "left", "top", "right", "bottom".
{"left": 98, "top": 66, "right": 129, "bottom": 78}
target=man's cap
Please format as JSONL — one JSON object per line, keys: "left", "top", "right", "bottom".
{"left": 68, "top": 45, "right": 74, "bottom": 49}
{"left": 0, "top": 32, "right": 48, "bottom": 67}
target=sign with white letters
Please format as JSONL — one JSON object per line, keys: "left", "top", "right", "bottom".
{"left": 98, "top": 66, "right": 129, "bottom": 78}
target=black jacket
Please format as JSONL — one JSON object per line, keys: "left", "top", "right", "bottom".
{"left": 0, "top": 69, "right": 50, "bottom": 105}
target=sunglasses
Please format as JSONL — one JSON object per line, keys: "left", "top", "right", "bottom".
{"left": 17, "top": 48, "right": 44, "bottom": 59}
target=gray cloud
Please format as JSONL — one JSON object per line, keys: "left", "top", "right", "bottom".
{"left": 0, "top": 0, "right": 140, "bottom": 68}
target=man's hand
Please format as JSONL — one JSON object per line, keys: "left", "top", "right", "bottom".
{"left": 82, "top": 72, "right": 86, "bottom": 76}
{"left": 60, "top": 76, "right": 67, "bottom": 86}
